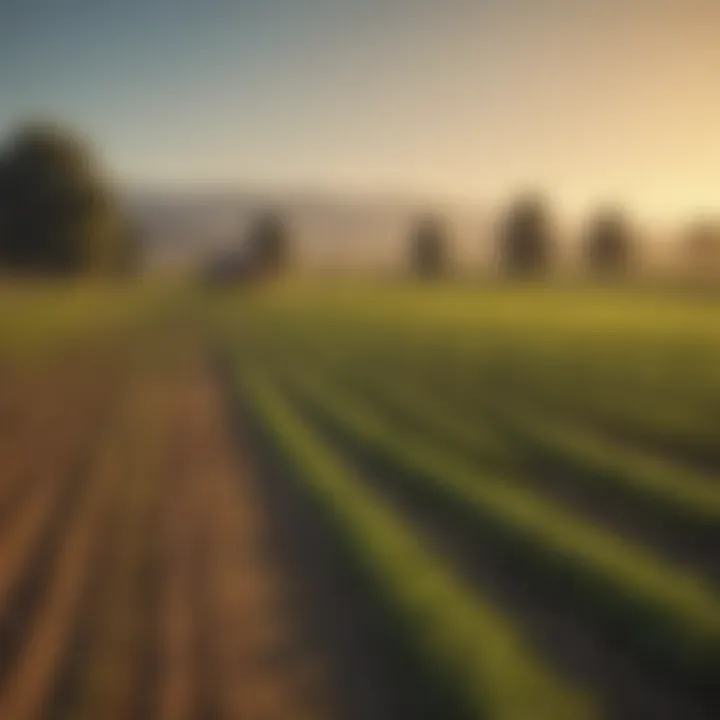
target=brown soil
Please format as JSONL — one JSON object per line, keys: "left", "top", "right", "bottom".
{"left": 0, "top": 349, "right": 340, "bottom": 720}
{"left": 0, "top": 344, "right": 528, "bottom": 720}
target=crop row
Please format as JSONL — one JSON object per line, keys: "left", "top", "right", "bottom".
{"left": 251, "top": 313, "right": 720, "bottom": 470}
{"left": 258, "top": 329, "right": 720, "bottom": 534}
{"left": 238, "top": 366, "right": 593, "bottom": 720}
{"left": 276, "top": 365, "right": 720, "bottom": 691}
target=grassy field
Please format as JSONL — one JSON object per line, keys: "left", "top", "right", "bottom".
{"left": 214, "top": 281, "right": 720, "bottom": 720}
{"left": 0, "top": 281, "right": 718, "bottom": 719}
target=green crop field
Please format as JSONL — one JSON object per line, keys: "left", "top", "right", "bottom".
{"left": 211, "top": 281, "right": 720, "bottom": 720}
{"left": 0, "top": 280, "right": 719, "bottom": 720}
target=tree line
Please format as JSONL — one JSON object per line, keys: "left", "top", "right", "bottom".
{"left": 226, "top": 195, "right": 719, "bottom": 283}
{"left": 409, "top": 195, "right": 709, "bottom": 280}
{"left": 1, "top": 121, "right": 717, "bottom": 281}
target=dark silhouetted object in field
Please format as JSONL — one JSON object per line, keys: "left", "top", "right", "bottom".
{"left": 245, "top": 211, "right": 289, "bottom": 278}
{"left": 0, "top": 122, "right": 123, "bottom": 275}
{"left": 498, "top": 194, "right": 554, "bottom": 277}
{"left": 117, "top": 222, "right": 145, "bottom": 276}
{"left": 203, "top": 249, "right": 256, "bottom": 287}
{"left": 409, "top": 215, "right": 449, "bottom": 279}
{"left": 584, "top": 208, "right": 634, "bottom": 276}
{"left": 683, "top": 220, "right": 720, "bottom": 281}
{"left": 203, "top": 211, "right": 288, "bottom": 288}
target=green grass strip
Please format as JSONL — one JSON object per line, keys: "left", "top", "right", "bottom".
{"left": 311, "top": 350, "right": 720, "bottom": 528}
{"left": 240, "top": 368, "right": 595, "bottom": 720}
{"left": 490, "top": 403, "right": 720, "bottom": 525}
{"left": 285, "top": 367, "right": 720, "bottom": 683}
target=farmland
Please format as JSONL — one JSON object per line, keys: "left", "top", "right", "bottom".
{"left": 0, "top": 281, "right": 719, "bottom": 719}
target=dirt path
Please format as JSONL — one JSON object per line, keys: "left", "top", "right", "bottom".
{"left": 0, "top": 359, "right": 123, "bottom": 693}
{"left": 0, "top": 348, "right": 340, "bottom": 720}
{"left": 0, "top": 343, "right": 453, "bottom": 720}
{"left": 170, "top": 358, "right": 333, "bottom": 720}
{"left": 0, "top": 355, "right": 116, "bottom": 533}
{"left": 0, "top": 355, "right": 130, "bottom": 720}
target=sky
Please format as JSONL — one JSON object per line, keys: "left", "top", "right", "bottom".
{"left": 1, "top": 0, "right": 719, "bottom": 222}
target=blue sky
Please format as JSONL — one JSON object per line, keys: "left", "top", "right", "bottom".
{"left": 1, "top": 1, "right": 719, "bottom": 220}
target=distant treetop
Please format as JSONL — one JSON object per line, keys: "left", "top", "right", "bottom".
{"left": 498, "top": 194, "right": 554, "bottom": 277}
{"left": 409, "top": 214, "right": 449, "bottom": 279}
{"left": 245, "top": 210, "right": 290, "bottom": 277}
{"left": 584, "top": 207, "right": 634, "bottom": 275}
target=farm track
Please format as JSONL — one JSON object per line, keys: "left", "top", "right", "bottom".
{"left": 287, "top": 388, "right": 719, "bottom": 720}
{"left": 49, "top": 368, "right": 169, "bottom": 720}
{"left": 0, "top": 360, "right": 129, "bottom": 719}
{"left": 179, "top": 356, "right": 334, "bottom": 720}
{"left": 156, "top": 405, "right": 203, "bottom": 720}
{"left": 0, "top": 345, "right": 345, "bottom": 720}
{"left": 0, "top": 359, "right": 124, "bottom": 689}
{"left": 48, "top": 477, "right": 122, "bottom": 720}
{"left": 0, "top": 357, "right": 108, "bottom": 530}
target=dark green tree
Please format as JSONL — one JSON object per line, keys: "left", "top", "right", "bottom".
{"left": 409, "top": 215, "right": 449, "bottom": 279}
{"left": 245, "top": 211, "right": 289, "bottom": 277}
{"left": 585, "top": 208, "right": 634, "bottom": 275}
{"left": 498, "top": 194, "right": 554, "bottom": 277}
{"left": 0, "top": 123, "right": 122, "bottom": 274}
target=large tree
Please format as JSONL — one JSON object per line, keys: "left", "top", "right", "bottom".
{"left": 584, "top": 208, "right": 634, "bottom": 276}
{"left": 409, "top": 214, "right": 449, "bottom": 279}
{"left": 497, "top": 194, "right": 554, "bottom": 277}
{"left": 0, "top": 123, "right": 123, "bottom": 274}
